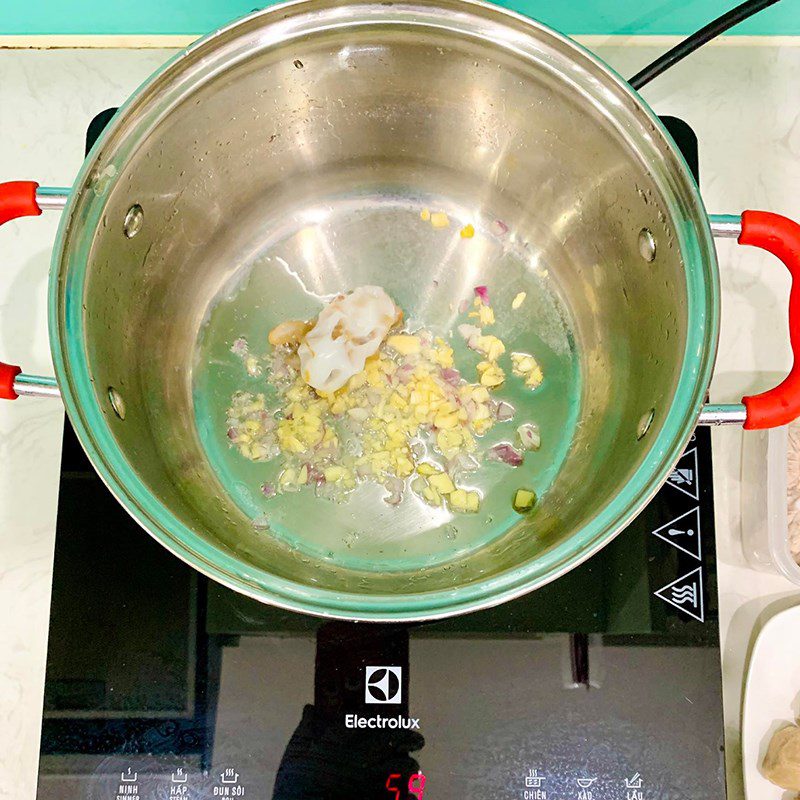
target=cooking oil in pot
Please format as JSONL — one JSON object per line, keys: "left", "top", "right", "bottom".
{"left": 192, "top": 196, "right": 580, "bottom": 572}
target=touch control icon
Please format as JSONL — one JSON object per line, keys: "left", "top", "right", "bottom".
{"left": 625, "top": 774, "right": 643, "bottom": 789}
{"left": 220, "top": 769, "right": 240, "bottom": 785}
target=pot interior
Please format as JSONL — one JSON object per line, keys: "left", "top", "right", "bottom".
{"left": 53, "top": 1, "right": 716, "bottom": 616}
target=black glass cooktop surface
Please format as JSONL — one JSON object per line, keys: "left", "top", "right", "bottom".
{"left": 36, "top": 111, "right": 725, "bottom": 800}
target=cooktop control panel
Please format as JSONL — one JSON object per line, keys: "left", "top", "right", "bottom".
{"left": 35, "top": 113, "right": 724, "bottom": 800}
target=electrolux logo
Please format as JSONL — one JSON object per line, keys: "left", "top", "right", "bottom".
{"left": 365, "top": 666, "right": 402, "bottom": 704}
{"left": 345, "top": 666, "right": 419, "bottom": 731}
{"left": 345, "top": 713, "right": 420, "bottom": 730}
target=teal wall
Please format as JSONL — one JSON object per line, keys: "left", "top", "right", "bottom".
{"left": 0, "top": 0, "right": 797, "bottom": 36}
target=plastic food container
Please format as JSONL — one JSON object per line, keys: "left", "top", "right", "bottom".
{"left": 741, "top": 424, "right": 800, "bottom": 584}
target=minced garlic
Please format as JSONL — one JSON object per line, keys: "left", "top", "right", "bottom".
{"left": 511, "top": 352, "right": 544, "bottom": 389}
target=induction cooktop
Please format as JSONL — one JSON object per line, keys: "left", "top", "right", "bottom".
{"left": 35, "top": 110, "right": 725, "bottom": 800}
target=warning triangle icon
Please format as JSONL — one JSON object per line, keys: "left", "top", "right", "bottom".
{"left": 665, "top": 447, "right": 699, "bottom": 500}
{"left": 651, "top": 506, "right": 702, "bottom": 561}
{"left": 654, "top": 566, "right": 704, "bottom": 622}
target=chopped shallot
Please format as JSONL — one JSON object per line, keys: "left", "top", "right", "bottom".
{"left": 448, "top": 452, "right": 479, "bottom": 476}
{"left": 230, "top": 337, "right": 248, "bottom": 357}
{"left": 457, "top": 324, "right": 481, "bottom": 346}
{"left": 307, "top": 465, "right": 326, "bottom": 485}
{"left": 474, "top": 285, "right": 490, "bottom": 305}
{"left": 517, "top": 422, "right": 541, "bottom": 451}
{"left": 495, "top": 401, "right": 515, "bottom": 421}
{"left": 383, "top": 476, "right": 405, "bottom": 506}
{"left": 486, "top": 443, "right": 524, "bottom": 467}
{"left": 440, "top": 367, "right": 462, "bottom": 386}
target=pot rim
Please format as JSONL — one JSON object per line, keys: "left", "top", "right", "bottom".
{"left": 49, "top": 0, "right": 720, "bottom": 621}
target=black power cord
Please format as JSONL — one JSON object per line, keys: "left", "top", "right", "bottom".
{"left": 628, "top": 0, "right": 782, "bottom": 91}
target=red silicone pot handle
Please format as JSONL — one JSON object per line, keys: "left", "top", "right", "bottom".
{"left": 0, "top": 181, "right": 41, "bottom": 399}
{"left": 0, "top": 363, "right": 21, "bottom": 400}
{"left": 0, "top": 181, "right": 42, "bottom": 226}
{"left": 740, "top": 210, "right": 800, "bottom": 429}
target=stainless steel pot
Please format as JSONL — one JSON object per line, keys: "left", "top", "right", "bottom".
{"left": 2, "top": 0, "right": 800, "bottom": 620}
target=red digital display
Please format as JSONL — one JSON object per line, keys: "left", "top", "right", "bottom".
{"left": 386, "top": 772, "right": 426, "bottom": 800}
{"left": 409, "top": 772, "right": 426, "bottom": 799}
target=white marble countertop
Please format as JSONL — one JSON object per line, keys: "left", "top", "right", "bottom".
{"left": 1, "top": 40, "right": 799, "bottom": 800}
